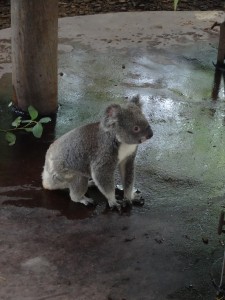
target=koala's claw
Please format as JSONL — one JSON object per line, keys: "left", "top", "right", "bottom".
{"left": 132, "top": 190, "right": 145, "bottom": 206}
{"left": 88, "top": 178, "right": 96, "bottom": 188}
{"left": 79, "top": 197, "right": 94, "bottom": 206}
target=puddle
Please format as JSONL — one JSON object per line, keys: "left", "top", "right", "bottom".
{"left": 1, "top": 184, "right": 136, "bottom": 220}
{"left": 1, "top": 188, "right": 97, "bottom": 220}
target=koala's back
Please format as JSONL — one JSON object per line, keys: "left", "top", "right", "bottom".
{"left": 46, "top": 122, "right": 118, "bottom": 177}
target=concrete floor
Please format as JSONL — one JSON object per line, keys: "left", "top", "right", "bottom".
{"left": 1, "top": 11, "right": 225, "bottom": 300}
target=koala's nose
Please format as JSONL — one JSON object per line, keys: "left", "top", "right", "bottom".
{"left": 146, "top": 125, "right": 153, "bottom": 139}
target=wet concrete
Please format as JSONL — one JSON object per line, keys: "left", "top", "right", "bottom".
{"left": 1, "top": 11, "right": 225, "bottom": 300}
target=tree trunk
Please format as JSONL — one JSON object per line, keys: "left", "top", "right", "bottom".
{"left": 11, "top": 0, "right": 58, "bottom": 115}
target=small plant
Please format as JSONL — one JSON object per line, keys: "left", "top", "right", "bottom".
{"left": 174, "top": 0, "right": 180, "bottom": 10}
{"left": 0, "top": 104, "right": 51, "bottom": 146}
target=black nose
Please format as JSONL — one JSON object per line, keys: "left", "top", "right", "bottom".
{"left": 146, "top": 125, "right": 153, "bottom": 139}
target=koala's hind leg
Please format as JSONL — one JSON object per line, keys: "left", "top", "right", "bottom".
{"left": 42, "top": 166, "right": 69, "bottom": 190}
{"left": 69, "top": 175, "right": 94, "bottom": 206}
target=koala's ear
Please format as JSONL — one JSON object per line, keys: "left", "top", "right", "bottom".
{"left": 130, "top": 94, "right": 142, "bottom": 109}
{"left": 101, "top": 104, "right": 121, "bottom": 130}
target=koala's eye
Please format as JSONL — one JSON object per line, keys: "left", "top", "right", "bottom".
{"left": 133, "top": 126, "right": 140, "bottom": 133}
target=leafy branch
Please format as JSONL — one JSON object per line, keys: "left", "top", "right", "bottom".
{"left": 0, "top": 105, "right": 51, "bottom": 146}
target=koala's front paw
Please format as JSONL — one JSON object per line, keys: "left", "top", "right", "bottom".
{"left": 122, "top": 190, "right": 144, "bottom": 207}
{"left": 121, "top": 197, "right": 132, "bottom": 208}
{"left": 108, "top": 200, "right": 122, "bottom": 212}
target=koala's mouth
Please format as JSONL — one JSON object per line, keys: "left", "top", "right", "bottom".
{"left": 139, "top": 132, "right": 153, "bottom": 143}
{"left": 139, "top": 137, "right": 147, "bottom": 143}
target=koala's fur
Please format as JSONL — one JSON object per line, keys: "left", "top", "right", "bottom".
{"left": 42, "top": 95, "right": 153, "bottom": 208}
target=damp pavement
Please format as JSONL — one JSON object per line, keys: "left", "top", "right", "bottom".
{"left": 1, "top": 11, "right": 225, "bottom": 300}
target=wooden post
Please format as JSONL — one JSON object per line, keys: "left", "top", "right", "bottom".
{"left": 217, "top": 21, "right": 225, "bottom": 65}
{"left": 211, "top": 69, "right": 222, "bottom": 100}
{"left": 210, "top": 21, "right": 225, "bottom": 100}
{"left": 11, "top": 0, "right": 58, "bottom": 115}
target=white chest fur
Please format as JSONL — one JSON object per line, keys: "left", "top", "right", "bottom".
{"left": 118, "top": 143, "right": 137, "bottom": 163}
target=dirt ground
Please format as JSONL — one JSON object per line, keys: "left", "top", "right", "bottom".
{"left": 0, "top": 0, "right": 224, "bottom": 30}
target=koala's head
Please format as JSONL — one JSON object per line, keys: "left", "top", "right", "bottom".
{"left": 101, "top": 95, "right": 153, "bottom": 145}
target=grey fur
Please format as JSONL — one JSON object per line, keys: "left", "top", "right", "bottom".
{"left": 42, "top": 95, "right": 153, "bottom": 209}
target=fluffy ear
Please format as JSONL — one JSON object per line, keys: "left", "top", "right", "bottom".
{"left": 130, "top": 94, "right": 142, "bottom": 109}
{"left": 101, "top": 104, "right": 121, "bottom": 130}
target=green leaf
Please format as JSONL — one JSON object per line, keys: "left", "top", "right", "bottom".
{"left": 8, "top": 102, "right": 12, "bottom": 107}
{"left": 39, "top": 117, "right": 51, "bottom": 124}
{"left": 5, "top": 132, "right": 16, "bottom": 146}
{"left": 174, "top": 0, "right": 179, "bottom": 10}
{"left": 32, "top": 123, "right": 43, "bottom": 138}
{"left": 12, "top": 116, "right": 22, "bottom": 128}
{"left": 28, "top": 105, "right": 38, "bottom": 121}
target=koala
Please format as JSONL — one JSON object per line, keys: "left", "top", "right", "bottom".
{"left": 42, "top": 95, "right": 153, "bottom": 209}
